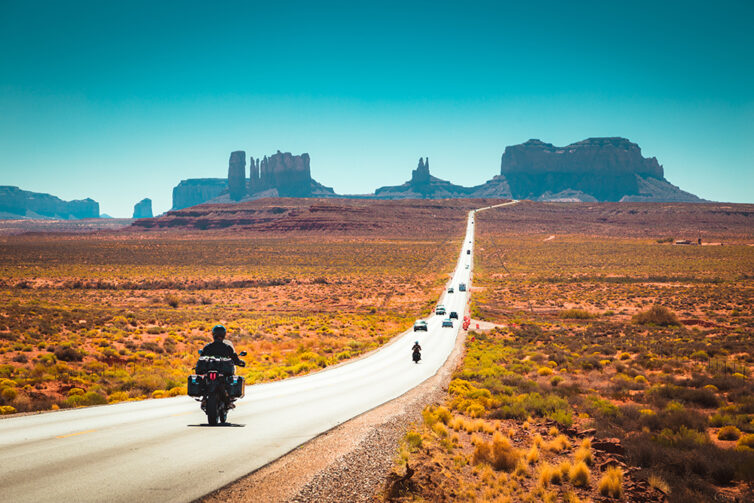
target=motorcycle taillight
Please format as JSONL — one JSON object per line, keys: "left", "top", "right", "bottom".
{"left": 208, "top": 371, "right": 217, "bottom": 380}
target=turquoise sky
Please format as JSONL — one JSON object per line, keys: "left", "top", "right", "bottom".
{"left": 1, "top": 0, "right": 752, "bottom": 216}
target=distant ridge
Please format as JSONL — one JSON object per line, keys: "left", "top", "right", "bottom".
{"left": 0, "top": 186, "right": 99, "bottom": 220}
{"left": 169, "top": 137, "right": 704, "bottom": 210}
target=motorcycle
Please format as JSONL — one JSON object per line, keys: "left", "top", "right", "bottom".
{"left": 187, "top": 350, "right": 247, "bottom": 425}
{"left": 412, "top": 347, "right": 421, "bottom": 364}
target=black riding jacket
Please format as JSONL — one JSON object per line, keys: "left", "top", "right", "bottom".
{"left": 201, "top": 339, "right": 245, "bottom": 366}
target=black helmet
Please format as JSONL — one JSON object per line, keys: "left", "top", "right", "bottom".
{"left": 212, "top": 324, "right": 227, "bottom": 340}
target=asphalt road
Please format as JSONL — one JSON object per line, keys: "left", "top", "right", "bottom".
{"left": 0, "top": 203, "right": 514, "bottom": 503}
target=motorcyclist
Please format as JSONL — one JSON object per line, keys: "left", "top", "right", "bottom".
{"left": 200, "top": 324, "right": 245, "bottom": 408}
{"left": 412, "top": 341, "right": 422, "bottom": 353}
{"left": 201, "top": 324, "right": 246, "bottom": 368}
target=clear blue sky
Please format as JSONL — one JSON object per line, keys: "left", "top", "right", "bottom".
{"left": 1, "top": 0, "right": 752, "bottom": 216}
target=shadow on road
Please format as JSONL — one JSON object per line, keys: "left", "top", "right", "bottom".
{"left": 188, "top": 423, "right": 246, "bottom": 428}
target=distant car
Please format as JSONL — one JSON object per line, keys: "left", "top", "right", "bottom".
{"left": 465, "top": 264, "right": 469, "bottom": 269}
{"left": 458, "top": 283, "right": 466, "bottom": 292}
{"left": 442, "top": 318, "right": 453, "bottom": 328}
{"left": 466, "top": 250, "right": 471, "bottom": 255}
{"left": 449, "top": 311, "right": 458, "bottom": 319}
{"left": 413, "top": 320, "right": 428, "bottom": 332}
{"left": 435, "top": 305, "right": 446, "bottom": 315}
{"left": 447, "top": 287, "right": 454, "bottom": 294}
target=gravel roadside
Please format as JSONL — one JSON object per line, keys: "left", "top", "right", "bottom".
{"left": 198, "top": 328, "right": 467, "bottom": 503}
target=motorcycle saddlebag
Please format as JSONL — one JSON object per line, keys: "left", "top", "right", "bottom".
{"left": 227, "top": 375, "right": 245, "bottom": 398}
{"left": 187, "top": 374, "right": 205, "bottom": 397}
{"left": 196, "top": 356, "right": 235, "bottom": 375}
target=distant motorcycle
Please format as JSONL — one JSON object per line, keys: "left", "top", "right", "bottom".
{"left": 412, "top": 343, "right": 421, "bottom": 364}
{"left": 187, "top": 351, "right": 247, "bottom": 425}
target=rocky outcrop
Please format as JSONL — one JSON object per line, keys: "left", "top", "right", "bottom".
{"left": 133, "top": 198, "right": 153, "bottom": 218}
{"left": 258, "top": 151, "right": 313, "bottom": 197}
{"left": 496, "top": 137, "right": 701, "bottom": 202}
{"left": 170, "top": 138, "right": 702, "bottom": 208}
{"left": 0, "top": 186, "right": 99, "bottom": 219}
{"left": 171, "top": 150, "right": 335, "bottom": 209}
{"left": 375, "top": 157, "right": 475, "bottom": 199}
{"left": 228, "top": 151, "right": 247, "bottom": 201}
{"left": 172, "top": 179, "right": 227, "bottom": 210}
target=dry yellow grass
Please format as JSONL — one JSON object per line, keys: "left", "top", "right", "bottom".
{"left": 569, "top": 461, "right": 590, "bottom": 487}
{"left": 473, "top": 432, "right": 522, "bottom": 471}
{"left": 598, "top": 466, "right": 624, "bottom": 498}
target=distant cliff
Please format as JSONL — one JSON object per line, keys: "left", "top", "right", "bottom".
{"left": 133, "top": 198, "right": 153, "bottom": 218}
{"left": 172, "top": 150, "right": 334, "bottom": 209}
{"left": 172, "top": 138, "right": 703, "bottom": 208}
{"left": 0, "top": 186, "right": 99, "bottom": 219}
{"left": 496, "top": 137, "right": 701, "bottom": 202}
{"left": 172, "top": 179, "right": 228, "bottom": 210}
{"left": 374, "top": 138, "right": 703, "bottom": 202}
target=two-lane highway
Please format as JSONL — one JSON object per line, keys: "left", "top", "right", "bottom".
{"left": 0, "top": 202, "right": 516, "bottom": 502}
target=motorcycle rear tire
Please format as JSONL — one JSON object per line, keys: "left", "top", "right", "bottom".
{"left": 206, "top": 393, "right": 219, "bottom": 426}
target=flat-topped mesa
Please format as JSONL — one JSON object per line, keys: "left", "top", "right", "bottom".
{"left": 172, "top": 179, "right": 227, "bottom": 210}
{"left": 228, "top": 150, "right": 247, "bottom": 201}
{"left": 132, "top": 198, "right": 153, "bottom": 218}
{"left": 501, "top": 137, "right": 663, "bottom": 178}
{"left": 259, "top": 151, "right": 313, "bottom": 197}
{"left": 498, "top": 137, "right": 670, "bottom": 201}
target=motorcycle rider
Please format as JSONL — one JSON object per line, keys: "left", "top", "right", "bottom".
{"left": 200, "top": 324, "right": 245, "bottom": 407}
{"left": 201, "top": 324, "right": 246, "bottom": 366}
{"left": 412, "top": 341, "right": 422, "bottom": 363}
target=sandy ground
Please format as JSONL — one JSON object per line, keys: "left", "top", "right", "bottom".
{"left": 198, "top": 328, "right": 468, "bottom": 503}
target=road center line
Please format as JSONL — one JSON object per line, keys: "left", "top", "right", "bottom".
{"left": 170, "top": 411, "right": 194, "bottom": 417}
{"left": 56, "top": 429, "right": 96, "bottom": 439}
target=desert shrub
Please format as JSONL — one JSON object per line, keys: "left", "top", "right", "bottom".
{"left": 718, "top": 425, "right": 742, "bottom": 441}
{"left": 435, "top": 406, "right": 452, "bottom": 424}
{"left": 739, "top": 434, "right": 754, "bottom": 450}
{"left": 108, "top": 391, "right": 129, "bottom": 403}
{"left": 648, "top": 385, "right": 719, "bottom": 408}
{"left": 655, "top": 426, "right": 707, "bottom": 449}
{"left": 598, "top": 466, "right": 623, "bottom": 498}
{"left": 538, "top": 366, "right": 553, "bottom": 376}
{"left": 526, "top": 445, "right": 539, "bottom": 464}
{"left": 574, "top": 443, "right": 593, "bottom": 466}
{"left": 164, "top": 294, "right": 180, "bottom": 308}
{"left": 1, "top": 387, "right": 18, "bottom": 401}
{"left": 472, "top": 432, "right": 521, "bottom": 471}
{"left": 405, "top": 431, "right": 422, "bottom": 450}
{"left": 546, "top": 434, "right": 572, "bottom": 452}
{"left": 560, "top": 309, "right": 594, "bottom": 319}
{"left": 640, "top": 407, "right": 708, "bottom": 433}
{"left": 54, "top": 343, "right": 84, "bottom": 362}
{"left": 585, "top": 395, "right": 619, "bottom": 417}
{"left": 690, "top": 350, "right": 709, "bottom": 360}
{"left": 65, "top": 391, "right": 107, "bottom": 408}
{"left": 538, "top": 462, "right": 562, "bottom": 486}
{"left": 632, "top": 305, "right": 680, "bottom": 327}
{"left": 569, "top": 461, "right": 590, "bottom": 487}
{"left": 432, "top": 422, "right": 448, "bottom": 438}
{"left": 550, "top": 375, "right": 563, "bottom": 386}
{"left": 0, "top": 405, "right": 16, "bottom": 414}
